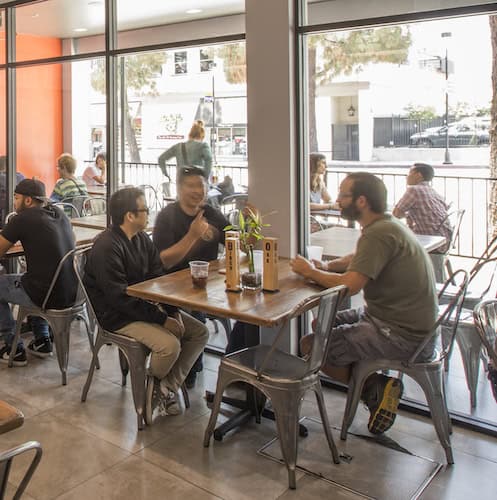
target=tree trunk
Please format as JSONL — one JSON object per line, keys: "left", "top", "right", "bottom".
{"left": 124, "top": 92, "right": 141, "bottom": 163}
{"left": 308, "top": 45, "right": 319, "bottom": 153}
{"left": 489, "top": 16, "right": 497, "bottom": 237}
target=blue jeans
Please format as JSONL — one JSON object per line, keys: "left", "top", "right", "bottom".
{"left": 0, "top": 274, "right": 49, "bottom": 347}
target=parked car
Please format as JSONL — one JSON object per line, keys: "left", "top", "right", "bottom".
{"left": 410, "top": 122, "right": 489, "bottom": 147}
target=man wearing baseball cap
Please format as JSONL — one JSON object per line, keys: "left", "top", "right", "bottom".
{"left": 0, "top": 178, "right": 77, "bottom": 365}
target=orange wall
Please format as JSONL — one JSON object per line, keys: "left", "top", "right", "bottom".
{"left": 0, "top": 34, "right": 62, "bottom": 193}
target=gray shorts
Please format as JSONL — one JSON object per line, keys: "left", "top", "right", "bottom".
{"left": 326, "top": 308, "right": 434, "bottom": 367}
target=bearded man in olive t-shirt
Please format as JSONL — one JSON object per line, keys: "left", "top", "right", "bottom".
{"left": 291, "top": 172, "right": 438, "bottom": 436}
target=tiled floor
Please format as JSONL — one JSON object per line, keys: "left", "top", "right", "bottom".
{"left": 1, "top": 322, "right": 497, "bottom": 500}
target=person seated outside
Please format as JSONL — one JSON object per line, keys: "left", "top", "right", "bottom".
{"left": 0, "top": 179, "right": 77, "bottom": 365}
{"left": 83, "top": 152, "right": 106, "bottom": 186}
{"left": 0, "top": 155, "right": 25, "bottom": 227}
{"left": 50, "top": 153, "right": 88, "bottom": 202}
{"left": 84, "top": 187, "right": 209, "bottom": 418}
{"left": 158, "top": 120, "right": 213, "bottom": 182}
{"left": 153, "top": 166, "right": 229, "bottom": 388}
{"left": 309, "top": 153, "right": 337, "bottom": 212}
{"left": 291, "top": 172, "right": 438, "bottom": 435}
{"left": 392, "top": 163, "right": 452, "bottom": 252}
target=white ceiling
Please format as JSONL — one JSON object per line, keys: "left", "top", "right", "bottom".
{"left": 0, "top": 0, "right": 246, "bottom": 38}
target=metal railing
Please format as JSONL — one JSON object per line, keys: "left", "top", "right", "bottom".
{"left": 324, "top": 168, "right": 495, "bottom": 259}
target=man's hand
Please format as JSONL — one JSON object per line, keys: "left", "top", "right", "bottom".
{"left": 164, "top": 313, "right": 185, "bottom": 339}
{"left": 312, "top": 259, "right": 329, "bottom": 271}
{"left": 289, "top": 254, "right": 314, "bottom": 279}
{"left": 188, "top": 210, "right": 209, "bottom": 240}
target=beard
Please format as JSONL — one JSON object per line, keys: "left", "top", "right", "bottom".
{"left": 340, "top": 203, "right": 361, "bottom": 221}
{"left": 15, "top": 199, "right": 29, "bottom": 213}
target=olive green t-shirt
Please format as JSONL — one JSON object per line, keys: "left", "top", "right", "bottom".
{"left": 348, "top": 215, "right": 437, "bottom": 341}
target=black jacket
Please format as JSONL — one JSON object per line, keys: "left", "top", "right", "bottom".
{"left": 84, "top": 225, "right": 175, "bottom": 331}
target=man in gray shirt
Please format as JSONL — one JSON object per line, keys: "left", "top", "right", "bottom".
{"left": 291, "top": 172, "right": 438, "bottom": 435}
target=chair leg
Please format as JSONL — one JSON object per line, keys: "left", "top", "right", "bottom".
{"left": 79, "top": 312, "right": 100, "bottom": 370}
{"left": 126, "top": 347, "right": 148, "bottom": 431}
{"left": 8, "top": 309, "right": 26, "bottom": 367}
{"left": 314, "top": 383, "right": 340, "bottom": 464}
{"left": 81, "top": 333, "right": 105, "bottom": 402}
{"left": 204, "top": 369, "right": 238, "bottom": 447}
{"left": 413, "top": 369, "right": 454, "bottom": 464}
{"left": 270, "top": 390, "right": 303, "bottom": 490}
{"left": 455, "top": 325, "right": 482, "bottom": 409}
{"left": 181, "top": 383, "right": 190, "bottom": 409}
{"left": 119, "top": 349, "right": 129, "bottom": 386}
{"left": 49, "top": 316, "right": 73, "bottom": 385}
{"left": 340, "top": 371, "right": 365, "bottom": 441}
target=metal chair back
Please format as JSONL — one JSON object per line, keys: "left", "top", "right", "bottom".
{"left": 82, "top": 197, "right": 106, "bottom": 216}
{"left": 53, "top": 202, "right": 80, "bottom": 218}
{"left": 138, "top": 184, "right": 160, "bottom": 211}
{"left": 0, "top": 441, "right": 42, "bottom": 500}
{"left": 473, "top": 299, "right": 497, "bottom": 367}
{"left": 61, "top": 195, "right": 89, "bottom": 217}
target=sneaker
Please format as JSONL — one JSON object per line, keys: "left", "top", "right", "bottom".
{"left": 0, "top": 345, "right": 28, "bottom": 367}
{"left": 488, "top": 366, "right": 497, "bottom": 403}
{"left": 145, "top": 375, "right": 164, "bottom": 424}
{"left": 27, "top": 338, "right": 53, "bottom": 359}
{"left": 159, "top": 380, "right": 182, "bottom": 416}
{"left": 185, "top": 370, "right": 197, "bottom": 389}
{"left": 362, "top": 374, "right": 404, "bottom": 435}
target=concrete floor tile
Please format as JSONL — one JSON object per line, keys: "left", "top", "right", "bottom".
{"left": 0, "top": 413, "right": 130, "bottom": 500}
{"left": 56, "top": 455, "right": 221, "bottom": 500}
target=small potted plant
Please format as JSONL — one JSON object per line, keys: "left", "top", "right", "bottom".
{"left": 224, "top": 207, "right": 271, "bottom": 290}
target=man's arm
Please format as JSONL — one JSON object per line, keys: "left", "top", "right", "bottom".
{"left": 393, "top": 189, "right": 415, "bottom": 219}
{"left": 290, "top": 254, "right": 368, "bottom": 295}
{"left": 0, "top": 235, "right": 14, "bottom": 259}
{"left": 158, "top": 210, "right": 209, "bottom": 269}
{"left": 314, "top": 253, "right": 354, "bottom": 273}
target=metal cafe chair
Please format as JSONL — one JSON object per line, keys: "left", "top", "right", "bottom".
{"left": 340, "top": 269, "right": 468, "bottom": 465}
{"left": 73, "top": 246, "right": 189, "bottom": 430}
{"left": 138, "top": 184, "right": 160, "bottom": 211}
{"left": 53, "top": 202, "right": 80, "bottom": 219}
{"left": 474, "top": 299, "right": 497, "bottom": 367}
{"left": 8, "top": 248, "right": 95, "bottom": 385}
{"left": 0, "top": 441, "right": 42, "bottom": 500}
{"left": 61, "top": 195, "right": 89, "bottom": 217}
{"left": 204, "top": 285, "right": 348, "bottom": 490}
{"left": 82, "top": 196, "right": 106, "bottom": 216}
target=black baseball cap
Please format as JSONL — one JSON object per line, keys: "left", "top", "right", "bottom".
{"left": 14, "top": 179, "right": 47, "bottom": 201}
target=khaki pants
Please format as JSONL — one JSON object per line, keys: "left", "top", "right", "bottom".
{"left": 116, "top": 311, "right": 209, "bottom": 392}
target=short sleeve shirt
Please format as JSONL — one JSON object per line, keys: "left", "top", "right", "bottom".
{"left": 348, "top": 215, "right": 438, "bottom": 340}
{"left": 153, "top": 202, "right": 229, "bottom": 274}
{"left": 83, "top": 166, "right": 102, "bottom": 186}
{"left": 394, "top": 182, "right": 452, "bottom": 250}
{"left": 1, "top": 205, "right": 77, "bottom": 308}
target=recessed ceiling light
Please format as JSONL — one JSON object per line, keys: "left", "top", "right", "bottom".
{"left": 73, "top": 28, "right": 88, "bottom": 33}
{"left": 186, "top": 9, "right": 202, "bottom": 14}
{"left": 88, "top": 1, "right": 103, "bottom": 5}
{"left": 31, "top": 13, "right": 39, "bottom": 18}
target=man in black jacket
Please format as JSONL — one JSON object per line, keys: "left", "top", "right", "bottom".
{"left": 84, "top": 187, "right": 208, "bottom": 418}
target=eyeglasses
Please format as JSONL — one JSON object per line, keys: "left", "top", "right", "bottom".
{"left": 133, "top": 207, "right": 150, "bottom": 215}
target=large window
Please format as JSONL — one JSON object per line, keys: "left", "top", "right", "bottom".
{"left": 300, "top": 7, "right": 497, "bottom": 431}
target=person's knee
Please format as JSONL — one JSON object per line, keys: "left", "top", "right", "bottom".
{"left": 300, "top": 333, "right": 315, "bottom": 356}
{"left": 156, "top": 335, "right": 181, "bottom": 359}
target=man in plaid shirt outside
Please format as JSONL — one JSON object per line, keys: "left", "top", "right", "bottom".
{"left": 393, "top": 163, "right": 452, "bottom": 281}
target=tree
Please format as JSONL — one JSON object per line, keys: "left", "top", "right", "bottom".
{"left": 403, "top": 103, "right": 437, "bottom": 120}
{"left": 489, "top": 16, "right": 497, "bottom": 236}
{"left": 308, "top": 27, "right": 411, "bottom": 152}
{"left": 91, "top": 52, "right": 166, "bottom": 162}
{"left": 216, "top": 43, "right": 246, "bottom": 84}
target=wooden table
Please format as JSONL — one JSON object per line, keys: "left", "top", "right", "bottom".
{"left": 127, "top": 258, "right": 321, "bottom": 440}
{"left": 311, "top": 226, "right": 446, "bottom": 259}
{"left": 71, "top": 212, "right": 157, "bottom": 231}
{"left": 127, "top": 258, "right": 321, "bottom": 328}
{"left": 0, "top": 400, "right": 24, "bottom": 435}
{"left": 87, "top": 185, "right": 106, "bottom": 196}
{"left": 6, "top": 226, "right": 103, "bottom": 257}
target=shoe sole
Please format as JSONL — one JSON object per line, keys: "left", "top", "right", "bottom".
{"left": 368, "top": 378, "right": 403, "bottom": 435}
{"left": 27, "top": 349, "right": 53, "bottom": 359}
{"left": 0, "top": 357, "right": 27, "bottom": 367}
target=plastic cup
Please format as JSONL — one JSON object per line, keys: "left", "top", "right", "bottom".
{"left": 252, "top": 250, "right": 263, "bottom": 274}
{"left": 306, "top": 245, "right": 323, "bottom": 262}
{"left": 189, "top": 261, "right": 209, "bottom": 289}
